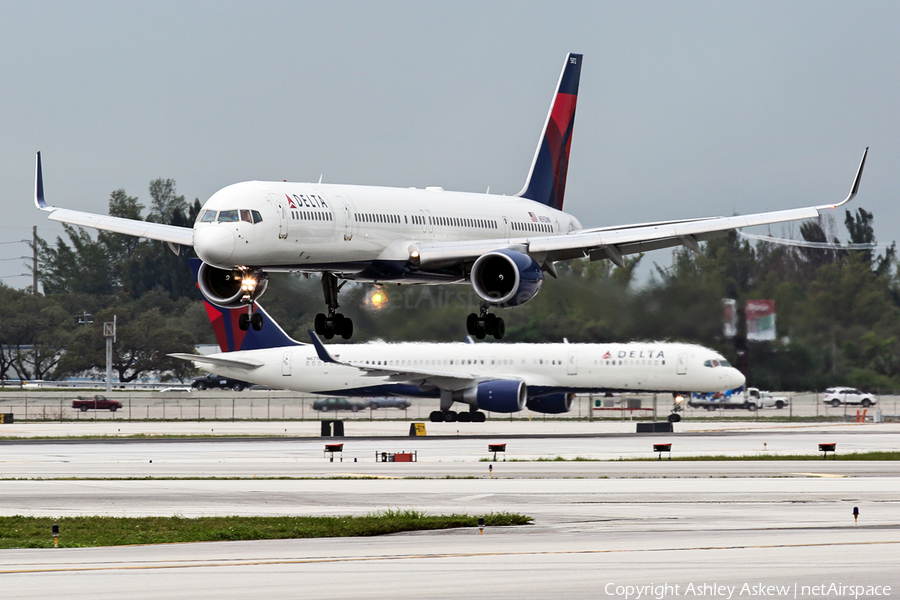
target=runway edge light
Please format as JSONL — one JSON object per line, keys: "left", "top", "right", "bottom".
{"left": 52, "top": 523, "right": 59, "bottom": 548}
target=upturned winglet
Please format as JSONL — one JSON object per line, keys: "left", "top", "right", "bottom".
{"left": 816, "top": 147, "right": 868, "bottom": 211}
{"left": 34, "top": 152, "right": 50, "bottom": 210}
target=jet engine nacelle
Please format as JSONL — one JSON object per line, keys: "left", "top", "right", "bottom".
{"left": 473, "top": 379, "right": 527, "bottom": 413}
{"left": 526, "top": 393, "right": 575, "bottom": 414}
{"left": 197, "top": 262, "right": 269, "bottom": 309}
{"left": 470, "top": 249, "right": 543, "bottom": 308}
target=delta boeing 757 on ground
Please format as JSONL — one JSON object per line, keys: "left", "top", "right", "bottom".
{"left": 34, "top": 53, "right": 867, "bottom": 340}
{"left": 170, "top": 261, "right": 744, "bottom": 422}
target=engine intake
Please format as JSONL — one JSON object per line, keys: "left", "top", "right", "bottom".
{"left": 527, "top": 393, "right": 575, "bottom": 414}
{"left": 470, "top": 249, "right": 543, "bottom": 308}
{"left": 197, "top": 262, "right": 268, "bottom": 309}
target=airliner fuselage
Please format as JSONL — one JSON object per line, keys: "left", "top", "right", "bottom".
{"left": 195, "top": 181, "right": 582, "bottom": 283}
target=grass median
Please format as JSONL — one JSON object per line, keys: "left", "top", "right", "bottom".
{"left": 0, "top": 511, "right": 532, "bottom": 549}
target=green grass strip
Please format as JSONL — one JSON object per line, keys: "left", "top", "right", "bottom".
{"left": 0, "top": 511, "right": 532, "bottom": 549}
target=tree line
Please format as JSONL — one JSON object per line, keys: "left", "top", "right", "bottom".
{"left": 2, "top": 181, "right": 897, "bottom": 393}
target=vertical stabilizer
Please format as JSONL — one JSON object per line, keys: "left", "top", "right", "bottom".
{"left": 517, "top": 53, "right": 582, "bottom": 210}
{"left": 190, "top": 258, "right": 301, "bottom": 351}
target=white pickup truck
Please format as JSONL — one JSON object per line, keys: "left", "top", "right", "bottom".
{"left": 689, "top": 387, "right": 789, "bottom": 411}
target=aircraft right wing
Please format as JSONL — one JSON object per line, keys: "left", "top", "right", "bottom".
{"left": 411, "top": 148, "right": 868, "bottom": 269}
{"left": 34, "top": 152, "right": 194, "bottom": 247}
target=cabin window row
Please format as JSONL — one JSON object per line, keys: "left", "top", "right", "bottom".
{"left": 291, "top": 210, "right": 333, "bottom": 221}
{"left": 425, "top": 216, "right": 498, "bottom": 229}
{"left": 512, "top": 221, "right": 552, "bottom": 233}
{"left": 595, "top": 359, "right": 666, "bottom": 366}
{"left": 355, "top": 213, "right": 401, "bottom": 224}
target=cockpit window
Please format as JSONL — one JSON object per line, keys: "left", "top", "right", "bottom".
{"left": 240, "top": 209, "right": 252, "bottom": 223}
{"left": 218, "top": 210, "right": 239, "bottom": 223}
{"left": 251, "top": 210, "right": 263, "bottom": 223}
{"left": 199, "top": 210, "right": 217, "bottom": 223}
{"left": 703, "top": 359, "right": 731, "bottom": 368}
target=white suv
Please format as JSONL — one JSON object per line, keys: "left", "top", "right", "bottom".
{"left": 822, "top": 387, "right": 876, "bottom": 408}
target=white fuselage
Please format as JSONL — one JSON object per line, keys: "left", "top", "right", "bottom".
{"left": 199, "top": 340, "right": 744, "bottom": 399}
{"left": 193, "top": 182, "right": 583, "bottom": 282}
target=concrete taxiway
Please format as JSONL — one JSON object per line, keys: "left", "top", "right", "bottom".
{"left": 1, "top": 422, "right": 898, "bottom": 599}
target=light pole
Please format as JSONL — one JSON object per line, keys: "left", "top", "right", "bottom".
{"left": 104, "top": 316, "right": 116, "bottom": 393}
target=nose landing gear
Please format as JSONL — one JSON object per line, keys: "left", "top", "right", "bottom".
{"left": 235, "top": 269, "right": 267, "bottom": 332}
{"left": 314, "top": 273, "right": 353, "bottom": 340}
{"left": 466, "top": 305, "right": 505, "bottom": 340}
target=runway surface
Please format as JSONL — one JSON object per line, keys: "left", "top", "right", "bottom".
{"left": 1, "top": 423, "right": 898, "bottom": 599}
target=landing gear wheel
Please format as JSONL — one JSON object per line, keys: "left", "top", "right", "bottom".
{"left": 457, "top": 412, "right": 471, "bottom": 422}
{"left": 250, "top": 312, "right": 263, "bottom": 331}
{"left": 668, "top": 413, "right": 681, "bottom": 423}
{"left": 493, "top": 318, "right": 505, "bottom": 340}
{"left": 314, "top": 313, "right": 327, "bottom": 335}
{"left": 473, "top": 411, "right": 486, "bottom": 423}
{"left": 340, "top": 317, "right": 353, "bottom": 340}
{"left": 466, "top": 313, "right": 478, "bottom": 335}
{"left": 444, "top": 410, "right": 458, "bottom": 423}
{"left": 238, "top": 312, "right": 250, "bottom": 331}
{"left": 468, "top": 309, "right": 505, "bottom": 340}
{"left": 429, "top": 411, "right": 445, "bottom": 422}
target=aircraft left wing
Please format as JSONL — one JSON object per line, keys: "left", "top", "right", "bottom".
{"left": 308, "top": 331, "right": 485, "bottom": 388}
{"left": 34, "top": 153, "right": 194, "bottom": 247}
{"left": 411, "top": 148, "right": 868, "bottom": 269}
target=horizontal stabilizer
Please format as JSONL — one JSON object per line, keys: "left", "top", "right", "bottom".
{"left": 168, "top": 353, "right": 263, "bottom": 370}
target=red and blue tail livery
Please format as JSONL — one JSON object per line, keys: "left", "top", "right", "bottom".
{"left": 517, "top": 53, "right": 582, "bottom": 211}
{"left": 190, "top": 258, "right": 301, "bottom": 352}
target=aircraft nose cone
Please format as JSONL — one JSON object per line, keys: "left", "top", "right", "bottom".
{"left": 726, "top": 368, "right": 746, "bottom": 390}
{"left": 194, "top": 226, "right": 235, "bottom": 265}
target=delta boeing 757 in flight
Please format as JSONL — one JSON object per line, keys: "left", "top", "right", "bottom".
{"left": 171, "top": 261, "right": 744, "bottom": 423}
{"left": 34, "top": 53, "right": 867, "bottom": 340}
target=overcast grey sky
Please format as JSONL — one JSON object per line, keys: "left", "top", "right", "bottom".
{"left": 2, "top": 1, "right": 898, "bottom": 287}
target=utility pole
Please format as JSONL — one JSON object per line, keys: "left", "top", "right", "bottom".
{"left": 32, "top": 226, "right": 38, "bottom": 294}
{"left": 104, "top": 316, "right": 116, "bottom": 393}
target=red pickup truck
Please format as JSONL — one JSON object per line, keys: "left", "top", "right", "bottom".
{"left": 72, "top": 395, "right": 122, "bottom": 412}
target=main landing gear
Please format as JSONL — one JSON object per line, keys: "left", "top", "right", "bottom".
{"left": 466, "top": 306, "right": 505, "bottom": 340}
{"left": 314, "top": 273, "right": 353, "bottom": 340}
{"left": 429, "top": 410, "right": 486, "bottom": 423}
